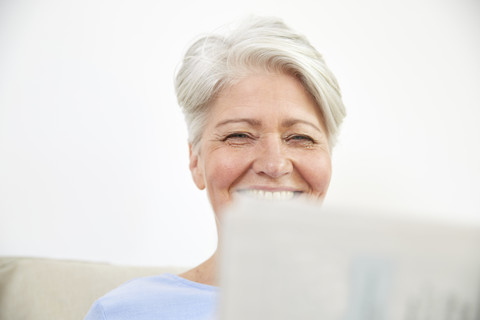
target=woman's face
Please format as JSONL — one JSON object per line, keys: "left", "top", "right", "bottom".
{"left": 189, "top": 72, "right": 332, "bottom": 216}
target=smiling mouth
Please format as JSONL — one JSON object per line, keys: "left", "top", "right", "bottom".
{"left": 236, "top": 189, "right": 302, "bottom": 200}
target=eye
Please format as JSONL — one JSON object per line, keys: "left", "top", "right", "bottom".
{"left": 290, "top": 135, "right": 313, "bottom": 141}
{"left": 222, "top": 132, "right": 254, "bottom": 146}
{"left": 285, "top": 134, "right": 317, "bottom": 147}
{"left": 287, "top": 134, "right": 315, "bottom": 142}
{"left": 225, "top": 132, "right": 250, "bottom": 140}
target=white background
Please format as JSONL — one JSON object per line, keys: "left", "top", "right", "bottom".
{"left": 1, "top": 0, "right": 479, "bottom": 267}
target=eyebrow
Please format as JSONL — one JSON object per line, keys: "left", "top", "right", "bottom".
{"left": 215, "top": 118, "right": 261, "bottom": 128}
{"left": 281, "top": 119, "right": 323, "bottom": 133}
{"left": 215, "top": 118, "right": 323, "bottom": 133}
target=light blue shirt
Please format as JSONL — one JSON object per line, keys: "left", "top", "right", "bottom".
{"left": 84, "top": 273, "right": 218, "bottom": 320}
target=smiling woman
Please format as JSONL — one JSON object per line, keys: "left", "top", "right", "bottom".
{"left": 190, "top": 72, "right": 333, "bottom": 216}
{"left": 85, "top": 16, "right": 345, "bottom": 320}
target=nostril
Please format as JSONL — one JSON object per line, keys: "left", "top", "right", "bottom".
{"left": 253, "top": 156, "right": 292, "bottom": 178}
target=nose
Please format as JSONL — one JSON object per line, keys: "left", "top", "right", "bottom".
{"left": 252, "top": 136, "right": 293, "bottom": 179}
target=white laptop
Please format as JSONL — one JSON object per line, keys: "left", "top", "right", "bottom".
{"left": 218, "top": 198, "right": 480, "bottom": 320}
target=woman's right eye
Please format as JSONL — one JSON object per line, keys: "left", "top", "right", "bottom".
{"left": 223, "top": 132, "right": 253, "bottom": 145}
{"left": 225, "top": 133, "right": 250, "bottom": 139}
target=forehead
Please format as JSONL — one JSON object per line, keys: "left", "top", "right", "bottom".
{"left": 208, "top": 72, "right": 324, "bottom": 127}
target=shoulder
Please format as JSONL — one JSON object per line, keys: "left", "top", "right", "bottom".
{"left": 85, "top": 273, "right": 218, "bottom": 320}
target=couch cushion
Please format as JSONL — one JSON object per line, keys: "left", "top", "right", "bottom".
{"left": 0, "top": 257, "right": 185, "bottom": 320}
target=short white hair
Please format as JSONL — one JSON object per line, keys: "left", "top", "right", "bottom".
{"left": 174, "top": 16, "right": 346, "bottom": 151}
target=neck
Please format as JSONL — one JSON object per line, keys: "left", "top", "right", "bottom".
{"left": 179, "top": 250, "right": 219, "bottom": 286}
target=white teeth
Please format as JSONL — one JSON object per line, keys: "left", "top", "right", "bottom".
{"left": 240, "top": 189, "right": 296, "bottom": 200}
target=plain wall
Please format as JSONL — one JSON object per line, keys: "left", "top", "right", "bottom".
{"left": 1, "top": 0, "right": 479, "bottom": 267}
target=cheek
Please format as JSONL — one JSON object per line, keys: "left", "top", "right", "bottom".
{"left": 302, "top": 154, "right": 332, "bottom": 195}
{"left": 204, "top": 150, "right": 250, "bottom": 191}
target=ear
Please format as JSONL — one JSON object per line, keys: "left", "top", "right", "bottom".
{"left": 189, "top": 143, "right": 206, "bottom": 190}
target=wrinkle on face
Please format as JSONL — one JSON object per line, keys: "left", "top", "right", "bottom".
{"left": 189, "top": 72, "right": 332, "bottom": 216}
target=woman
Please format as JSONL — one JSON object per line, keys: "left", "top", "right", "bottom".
{"left": 85, "top": 16, "right": 345, "bottom": 320}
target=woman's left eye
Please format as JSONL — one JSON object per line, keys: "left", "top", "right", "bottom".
{"left": 287, "top": 135, "right": 315, "bottom": 143}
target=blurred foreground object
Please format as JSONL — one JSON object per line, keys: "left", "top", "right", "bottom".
{"left": 219, "top": 199, "right": 480, "bottom": 320}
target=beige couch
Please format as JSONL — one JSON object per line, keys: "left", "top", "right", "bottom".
{"left": 0, "top": 257, "right": 185, "bottom": 320}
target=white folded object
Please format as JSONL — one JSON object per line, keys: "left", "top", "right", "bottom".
{"left": 218, "top": 198, "right": 480, "bottom": 320}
